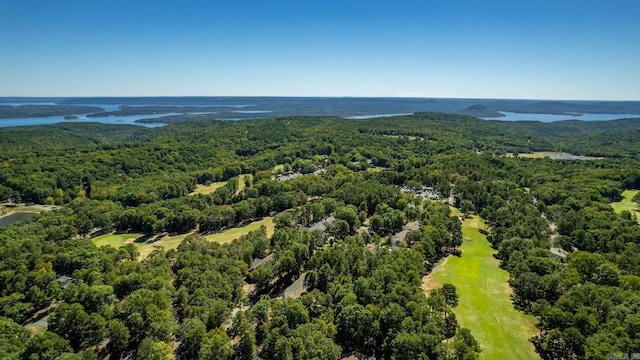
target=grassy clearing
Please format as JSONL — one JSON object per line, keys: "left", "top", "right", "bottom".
{"left": 93, "top": 217, "right": 275, "bottom": 260}
{"left": 422, "top": 216, "right": 539, "bottom": 360}
{"left": 448, "top": 206, "right": 463, "bottom": 217}
{"left": 237, "top": 174, "right": 248, "bottom": 193}
{"left": 24, "top": 323, "right": 47, "bottom": 336}
{"left": 92, "top": 233, "right": 143, "bottom": 248}
{"left": 517, "top": 151, "right": 563, "bottom": 158}
{"left": 189, "top": 181, "right": 227, "bottom": 195}
{"left": 0, "top": 204, "right": 49, "bottom": 217}
{"left": 204, "top": 217, "right": 274, "bottom": 244}
{"left": 92, "top": 231, "right": 184, "bottom": 260}
{"left": 137, "top": 233, "right": 191, "bottom": 259}
{"left": 517, "top": 151, "right": 604, "bottom": 160}
{"left": 611, "top": 190, "right": 640, "bottom": 222}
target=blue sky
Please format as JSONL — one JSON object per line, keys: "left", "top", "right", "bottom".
{"left": 1, "top": 0, "right": 639, "bottom": 100}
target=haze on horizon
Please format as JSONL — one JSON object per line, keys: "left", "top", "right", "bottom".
{"left": 1, "top": 0, "right": 639, "bottom": 101}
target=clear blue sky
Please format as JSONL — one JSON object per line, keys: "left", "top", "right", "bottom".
{"left": 1, "top": 0, "right": 639, "bottom": 100}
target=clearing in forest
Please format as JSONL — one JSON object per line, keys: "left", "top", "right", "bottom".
{"left": 422, "top": 215, "right": 539, "bottom": 360}
{"left": 516, "top": 151, "right": 604, "bottom": 160}
{"left": 92, "top": 216, "right": 274, "bottom": 259}
{"left": 611, "top": 189, "right": 640, "bottom": 222}
{"left": 92, "top": 232, "right": 143, "bottom": 248}
{"left": 204, "top": 217, "right": 274, "bottom": 244}
{"left": 189, "top": 174, "right": 249, "bottom": 196}
{"left": 189, "top": 181, "right": 227, "bottom": 195}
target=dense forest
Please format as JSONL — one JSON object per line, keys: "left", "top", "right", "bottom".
{"left": 2, "top": 113, "right": 640, "bottom": 359}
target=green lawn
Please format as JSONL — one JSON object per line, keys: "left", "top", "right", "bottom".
{"left": 189, "top": 181, "right": 227, "bottom": 195}
{"left": 24, "top": 323, "right": 47, "bottom": 336}
{"left": 93, "top": 217, "right": 275, "bottom": 260}
{"left": 142, "top": 217, "right": 273, "bottom": 258}
{"left": 92, "top": 232, "right": 183, "bottom": 260}
{"left": 204, "top": 217, "right": 274, "bottom": 244}
{"left": 448, "top": 206, "right": 463, "bottom": 217}
{"left": 516, "top": 151, "right": 604, "bottom": 160}
{"left": 237, "top": 174, "right": 248, "bottom": 193}
{"left": 92, "top": 232, "right": 142, "bottom": 248}
{"left": 422, "top": 216, "right": 539, "bottom": 360}
{"left": 137, "top": 233, "right": 191, "bottom": 259}
{"left": 611, "top": 190, "right": 640, "bottom": 222}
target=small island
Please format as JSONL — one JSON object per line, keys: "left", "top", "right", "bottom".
{"left": 64, "top": 115, "right": 79, "bottom": 120}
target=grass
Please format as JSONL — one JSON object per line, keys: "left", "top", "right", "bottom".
{"left": 189, "top": 174, "right": 249, "bottom": 196}
{"left": 611, "top": 190, "right": 640, "bottom": 222}
{"left": 422, "top": 216, "right": 539, "bottom": 360}
{"left": 516, "top": 151, "right": 604, "bottom": 160}
{"left": 448, "top": 206, "right": 463, "bottom": 217}
{"left": 92, "top": 232, "right": 142, "bottom": 248}
{"left": 189, "top": 181, "right": 227, "bottom": 195}
{"left": 137, "top": 233, "right": 191, "bottom": 259}
{"left": 0, "top": 204, "right": 49, "bottom": 217}
{"left": 204, "top": 217, "right": 274, "bottom": 244}
{"left": 93, "top": 217, "right": 275, "bottom": 260}
{"left": 237, "top": 174, "right": 248, "bottom": 193}
{"left": 24, "top": 323, "right": 47, "bottom": 336}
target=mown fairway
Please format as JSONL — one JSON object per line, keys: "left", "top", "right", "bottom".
{"left": 422, "top": 216, "right": 539, "bottom": 360}
{"left": 204, "top": 216, "right": 274, "bottom": 244}
{"left": 92, "top": 232, "right": 142, "bottom": 248}
{"left": 93, "top": 217, "right": 275, "bottom": 259}
{"left": 189, "top": 181, "right": 227, "bottom": 195}
{"left": 611, "top": 190, "right": 640, "bottom": 222}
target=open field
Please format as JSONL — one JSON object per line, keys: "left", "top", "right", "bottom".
{"left": 189, "top": 175, "right": 249, "bottom": 196}
{"left": 137, "top": 233, "right": 191, "bottom": 259}
{"left": 189, "top": 181, "right": 227, "bottom": 195}
{"left": 92, "top": 232, "right": 142, "bottom": 248}
{"left": 24, "top": 323, "right": 47, "bottom": 336}
{"left": 515, "top": 151, "right": 604, "bottom": 160}
{"left": 448, "top": 206, "right": 463, "bottom": 217}
{"left": 237, "top": 174, "right": 248, "bottom": 193}
{"left": 422, "top": 216, "right": 539, "bottom": 360}
{"left": 204, "top": 217, "right": 274, "bottom": 244}
{"left": 611, "top": 190, "right": 640, "bottom": 222}
{"left": 92, "top": 217, "right": 274, "bottom": 259}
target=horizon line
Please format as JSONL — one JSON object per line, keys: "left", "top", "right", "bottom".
{"left": 1, "top": 95, "right": 640, "bottom": 102}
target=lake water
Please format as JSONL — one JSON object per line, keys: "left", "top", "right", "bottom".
{"left": 0, "top": 102, "right": 264, "bottom": 128}
{"left": 0, "top": 212, "right": 34, "bottom": 228}
{"left": 346, "top": 113, "right": 414, "bottom": 119}
{"left": 481, "top": 111, "right": 640, "bottom": 122}
{"left": 0, "top": 113, "right": 175, "bottom": 128}
{"left": 2, "top": 103, "right": 640, "bottom": 128}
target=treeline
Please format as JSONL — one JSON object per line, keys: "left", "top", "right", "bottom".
{"left": 3, "top": 115, "right": 640, "bottom": 206}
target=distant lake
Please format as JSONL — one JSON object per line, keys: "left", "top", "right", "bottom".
{"left": 0, "top": 113, "right": 175, "bottom": 128}
{"left": 481, "top": 111, "right": 640, "bottom": 122}
{"left": 0, "top": 212, "right": 34, "bottom": 228}
{"left": 346, "top": 113, "right": 414, "bottom": 119}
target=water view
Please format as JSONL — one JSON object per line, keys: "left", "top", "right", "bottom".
{"left": 482, "top": 111, "right": 640, "bottom": 122}
{"left": 0, "top": 113, "right": 174, "bottom": 128}
{"left": 0, "top": 212, "right": 34, "bottom": 228}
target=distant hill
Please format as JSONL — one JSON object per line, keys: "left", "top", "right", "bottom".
{"left": 457, "top": 104, "right": 504, "bottom": 117}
